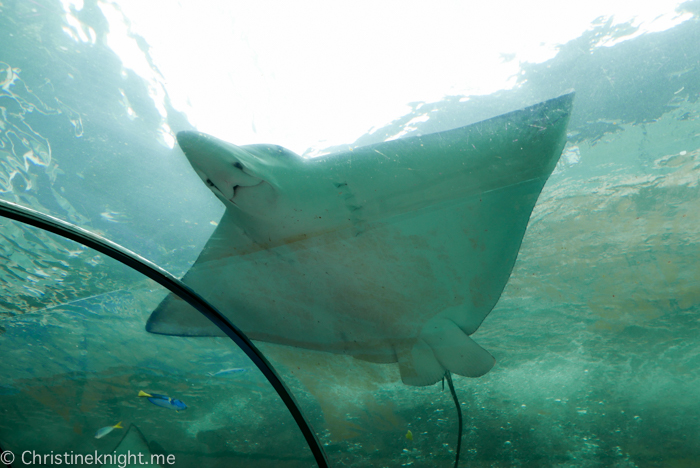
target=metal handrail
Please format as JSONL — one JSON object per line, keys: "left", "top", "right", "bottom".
{"left": 0, "top": 198, "right": 329, "bottom": 468}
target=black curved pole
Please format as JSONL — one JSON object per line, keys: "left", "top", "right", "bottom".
{"left": 0, "top": 199, "right": 329, "bottom": 468}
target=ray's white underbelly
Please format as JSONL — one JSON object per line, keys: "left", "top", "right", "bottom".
{"left": 185, "top": 182, "right": 537, "bottom": 352}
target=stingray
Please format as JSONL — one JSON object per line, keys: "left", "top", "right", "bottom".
{"left": 147, "top": 93, "right": 574, "bottom": 386}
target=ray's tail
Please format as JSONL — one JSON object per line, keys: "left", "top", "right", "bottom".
{"left": 445, "top": 371, "right": 462, "bottom": 468}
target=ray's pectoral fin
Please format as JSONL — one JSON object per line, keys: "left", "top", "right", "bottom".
{"left": 145, "top": 293, "right": 225, "bottom": 337}
{"left": 146, "top": 211, "right": 252, "bottom": 337}
{"left": 398, "top": 316, "right": 495, "bottom": 386}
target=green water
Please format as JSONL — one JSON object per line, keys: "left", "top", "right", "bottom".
{"left": 1, "top": 1, "right": 700, "bottom": 467}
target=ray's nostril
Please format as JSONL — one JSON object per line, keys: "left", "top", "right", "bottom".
{"left": 233, "top": 162, "right": 244, "bottom": 170}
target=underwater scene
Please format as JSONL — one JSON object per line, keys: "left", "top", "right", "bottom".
{"left": 1, "top": 1, "right": 700, "bottom": 467}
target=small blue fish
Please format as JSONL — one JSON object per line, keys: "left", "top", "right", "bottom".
{"left": 138, "top": 391, "right": 187, "bottom": 411}
{"left": 207, "top": 367, "right": 247, "bottom": 377}
{"left": 95, "top": 421, "right": 123, "bottom": 439}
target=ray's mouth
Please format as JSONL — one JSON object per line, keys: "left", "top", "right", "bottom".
{"left": 230, "top": 180, "right": 265, "bottom": 204}
{"left": 205, "top": 178, "right": 265, "bottom": 206}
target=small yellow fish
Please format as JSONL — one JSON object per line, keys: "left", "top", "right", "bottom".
{"left": 405, "top": 430, "right": 413, "bottom": 441}
{"left": 95, "top": 421, "right": 123, "bottom": 439}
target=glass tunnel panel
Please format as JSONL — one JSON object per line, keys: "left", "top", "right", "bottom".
{"left": 1, "top": 0, "right": 700, "bottom": 466}
{"left": 0, "top": 216, "right": 318, "bottom": 468}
